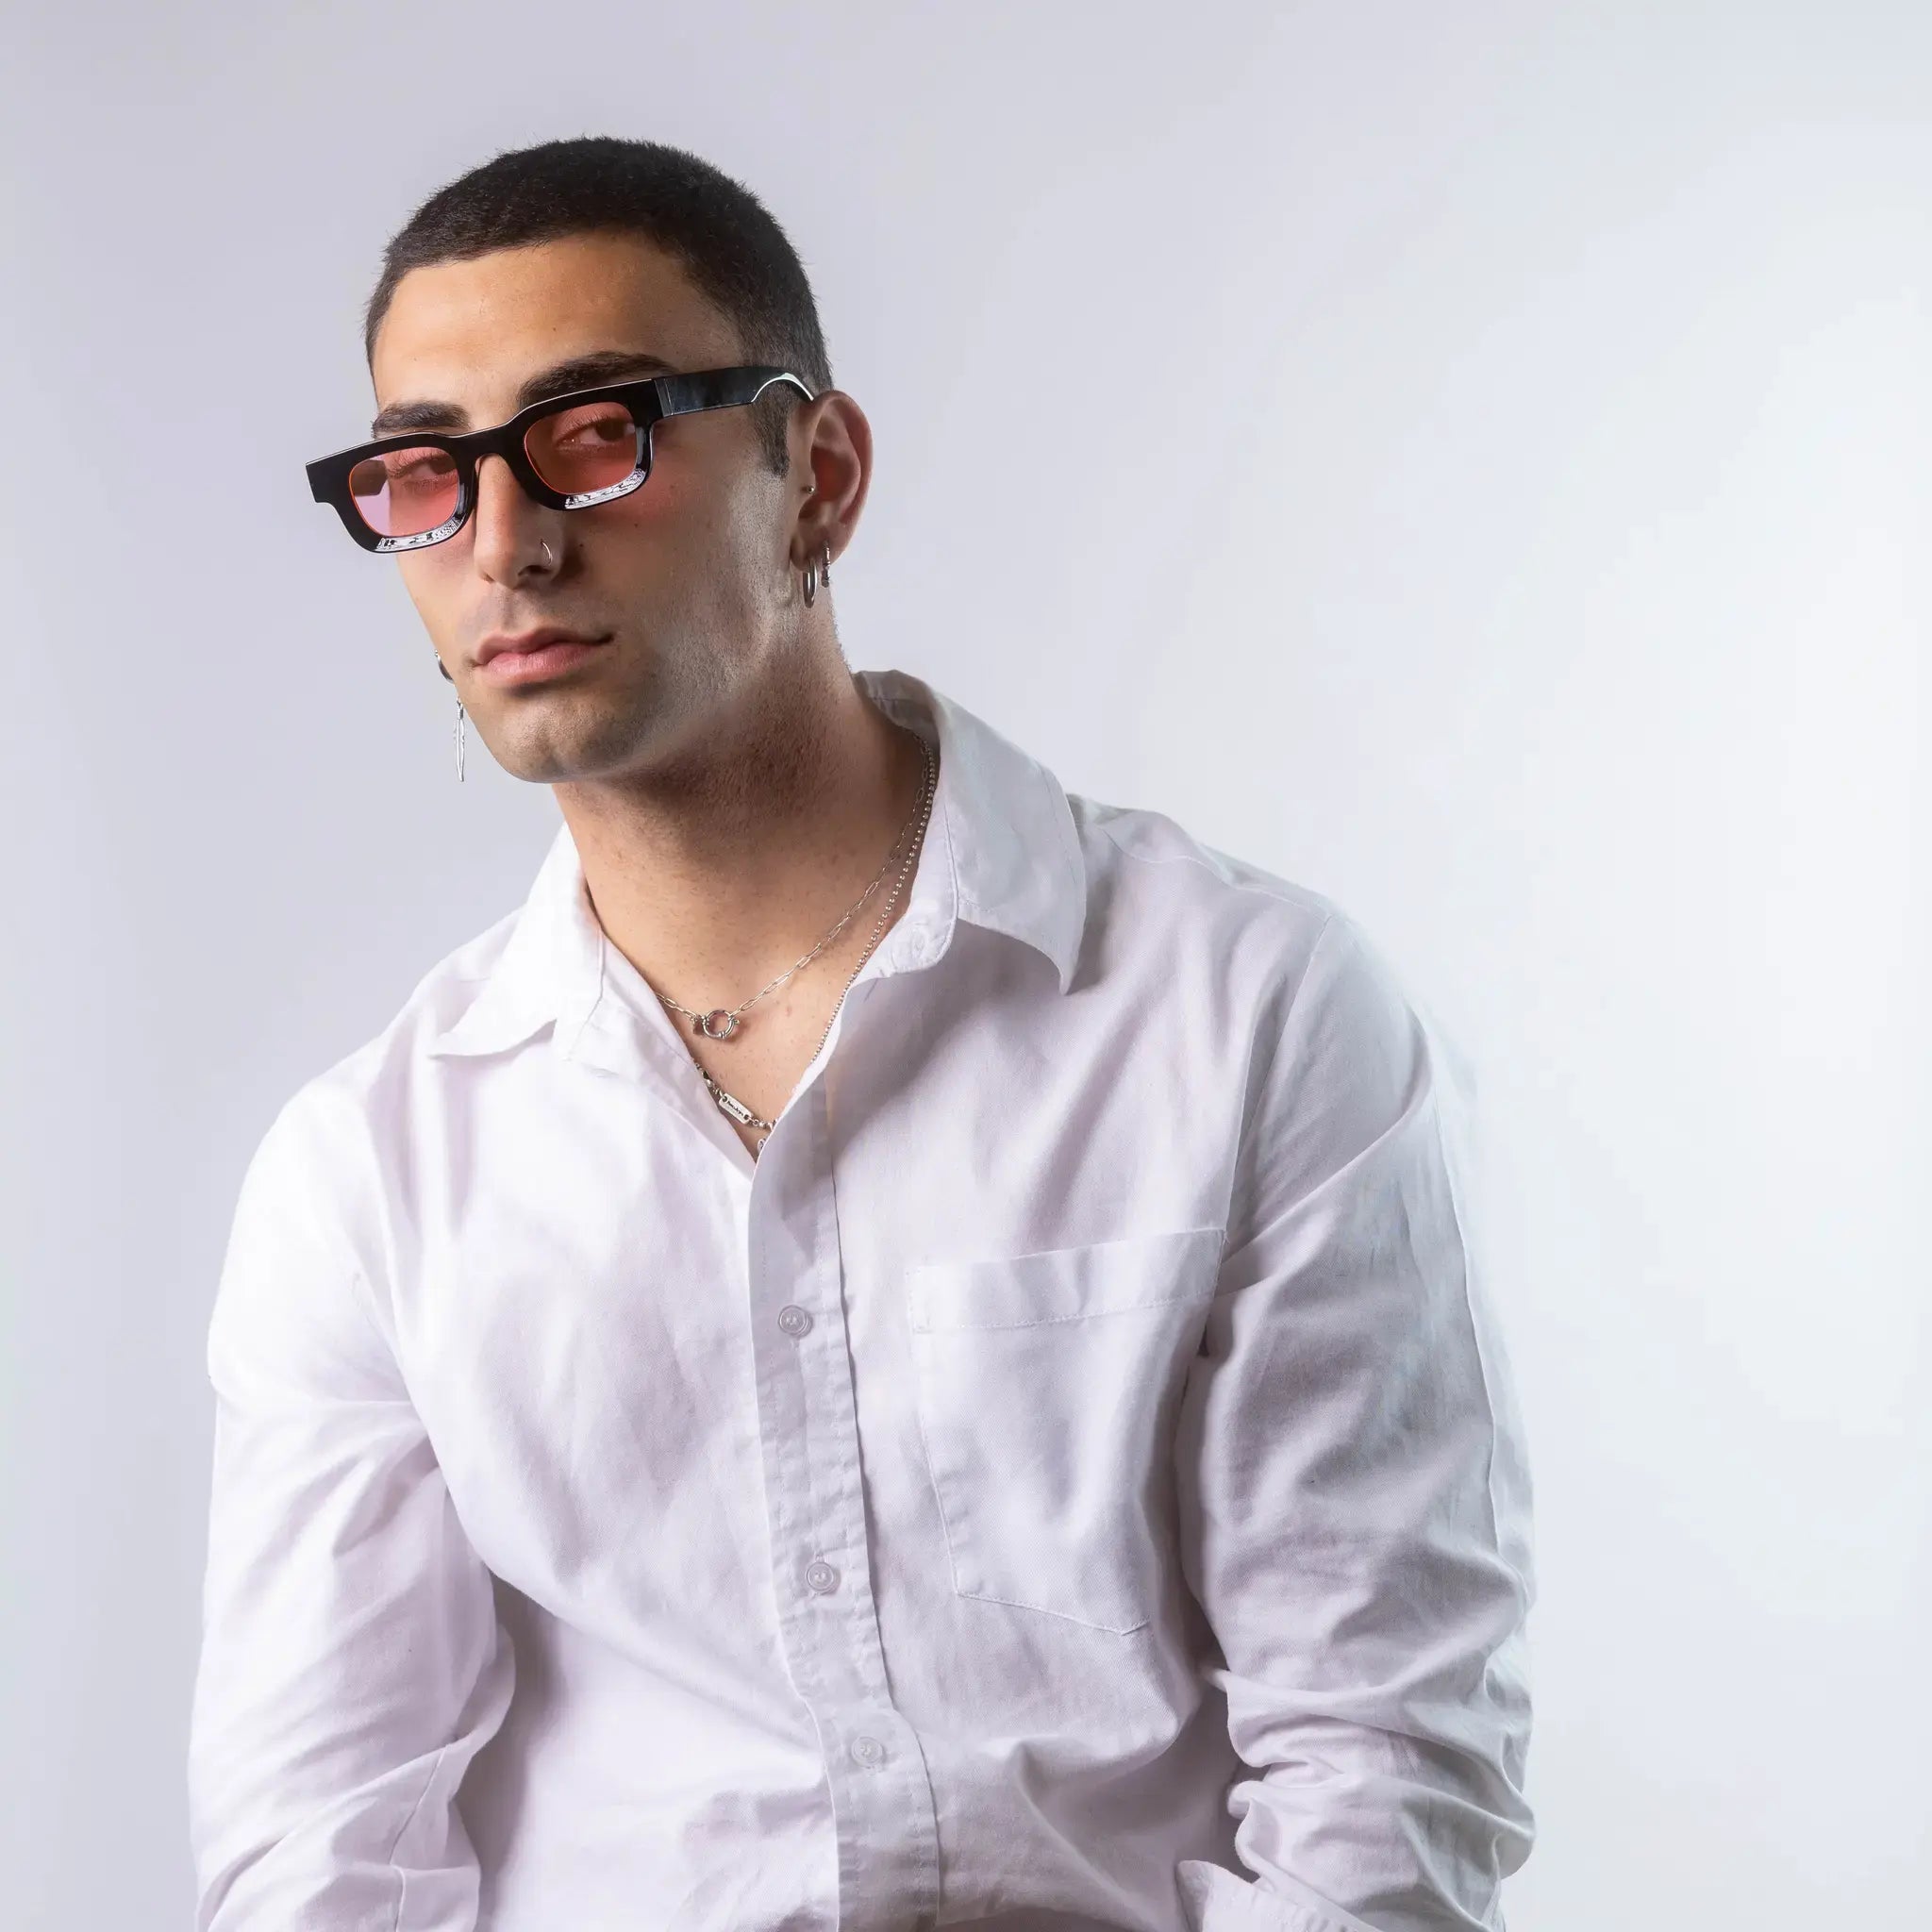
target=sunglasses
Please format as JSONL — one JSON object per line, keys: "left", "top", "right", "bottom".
{"left": 305, "top": 363, "right": 815, "bottom": 554}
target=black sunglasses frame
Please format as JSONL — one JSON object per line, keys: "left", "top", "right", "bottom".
{"left": 305, "top": 363, "right": 816, "bottom": 554}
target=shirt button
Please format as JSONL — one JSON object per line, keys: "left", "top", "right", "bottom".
{"left": 850, "top": 1733, "right": 887, "bottom": 1768}
{"left": 778, "top": 1305, "right": 813, "bottom": 1337}
{"left": 806, "top": 1559, "right": 840, "bottom": 1594}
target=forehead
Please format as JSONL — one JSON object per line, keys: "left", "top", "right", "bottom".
{"left": 370, "top": 231, "right": 741, "bottom": 410}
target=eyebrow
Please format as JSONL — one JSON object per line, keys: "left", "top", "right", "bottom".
{"left": 368, "top": 349, "right": 678, "bottom": 439}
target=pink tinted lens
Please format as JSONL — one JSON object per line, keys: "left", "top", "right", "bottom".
{"left": 525, "top": 399, "right": 643, "bottom": 497}
{"left": 346, "top": 445, "right": 460, "bottom": 538}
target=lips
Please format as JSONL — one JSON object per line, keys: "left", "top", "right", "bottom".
{"left": 475, "top": 626, "right": 610, "bottom": 666}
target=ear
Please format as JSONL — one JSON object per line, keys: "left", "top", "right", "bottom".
{"left": 790, "top": 389, "right": 872, "bottom": 575}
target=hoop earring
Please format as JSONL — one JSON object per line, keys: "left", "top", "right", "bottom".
{"left": 802, "top": 555, "right": 817, "bottom": 607}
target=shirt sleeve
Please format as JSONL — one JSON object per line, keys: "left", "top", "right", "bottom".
{"left": 187, "top": 1087, "right": 516, "bottom": 1931}
{"left": 1173, "top": 914, "right": 1538, "bottom": 1932}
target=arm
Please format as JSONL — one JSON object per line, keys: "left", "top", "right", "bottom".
{"left": 1174, "top": 915, "right": 1537, "bottom": 1932}
{"left": 188, "top": 1088, "right": 515, "bottom": 1930}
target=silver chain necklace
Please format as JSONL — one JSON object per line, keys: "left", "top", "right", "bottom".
{"left": 668, "top": 729, "right": 939, "bottom": 1156}
{"left": 656, "top": 728, "right": 934, "bottom": 1042}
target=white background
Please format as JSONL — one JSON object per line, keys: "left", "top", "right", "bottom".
{"left": 2, "top": 3, "right": 1925, "bottom": 1925}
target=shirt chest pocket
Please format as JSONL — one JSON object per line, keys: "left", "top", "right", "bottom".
{"left": 907, "top": 1224, "right": 1225, "bottom": 1636}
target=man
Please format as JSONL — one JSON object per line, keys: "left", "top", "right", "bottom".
{"left": 188, "top": 136, "right": 1536, "bottom": 1932}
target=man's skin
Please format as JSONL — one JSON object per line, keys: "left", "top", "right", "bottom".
{"left": 371, "top": 230, "right": 929, "bottom": 1158}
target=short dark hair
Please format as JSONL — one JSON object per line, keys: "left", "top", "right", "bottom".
{"left": 361, "top": 136, "right": 833, "bottom": 476}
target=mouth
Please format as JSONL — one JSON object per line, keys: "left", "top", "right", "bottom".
{"left": 474, "top": 630, "right": 614, "bottom": 687}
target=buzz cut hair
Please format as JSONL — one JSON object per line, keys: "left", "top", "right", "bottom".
{"left": 362, "top": 134, "right": 834, "bottom": 475}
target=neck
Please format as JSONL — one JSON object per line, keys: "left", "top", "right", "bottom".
{"left": 554, "top": 660, "right": 931, "bottom": 1006}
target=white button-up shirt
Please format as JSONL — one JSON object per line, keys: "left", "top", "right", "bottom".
{"left": 189, "top": 666, "right": 1536, "bottom": 1932}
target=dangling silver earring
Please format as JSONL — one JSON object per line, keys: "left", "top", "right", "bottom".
{"left": 802, "top": 553, "right": 817, "bottom": 607}
{"left": 434, "top": 653, "right": 466, "bottom": 783}
{"left": 820, "top": 541, "right": 832, "bottom": 587}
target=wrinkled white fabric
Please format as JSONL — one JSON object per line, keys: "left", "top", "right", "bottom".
{"left": 189, "top": 666, "right": 1536, "bottom": 1932}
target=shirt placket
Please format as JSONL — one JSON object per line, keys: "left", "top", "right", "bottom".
{"left": 743, "top": 974, "right": 942, "bottom": 1932}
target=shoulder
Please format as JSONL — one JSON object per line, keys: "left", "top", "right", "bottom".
{"left": 1066, "top": 786, "right": 1469, "bottom": 1106}
{"left": 236, "top": 905, "right": 524, "bottom": 1253}
{"left": 1068, "top": 787, "right": 1345, "bottom": 991}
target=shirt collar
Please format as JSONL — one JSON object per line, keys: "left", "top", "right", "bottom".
{"left": 426, "top": 667, "right": 1086, "bottom": 1060}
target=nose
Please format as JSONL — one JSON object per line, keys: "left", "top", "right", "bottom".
{"left": 469, "top": 451, "right": 564, "bottom": 583}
